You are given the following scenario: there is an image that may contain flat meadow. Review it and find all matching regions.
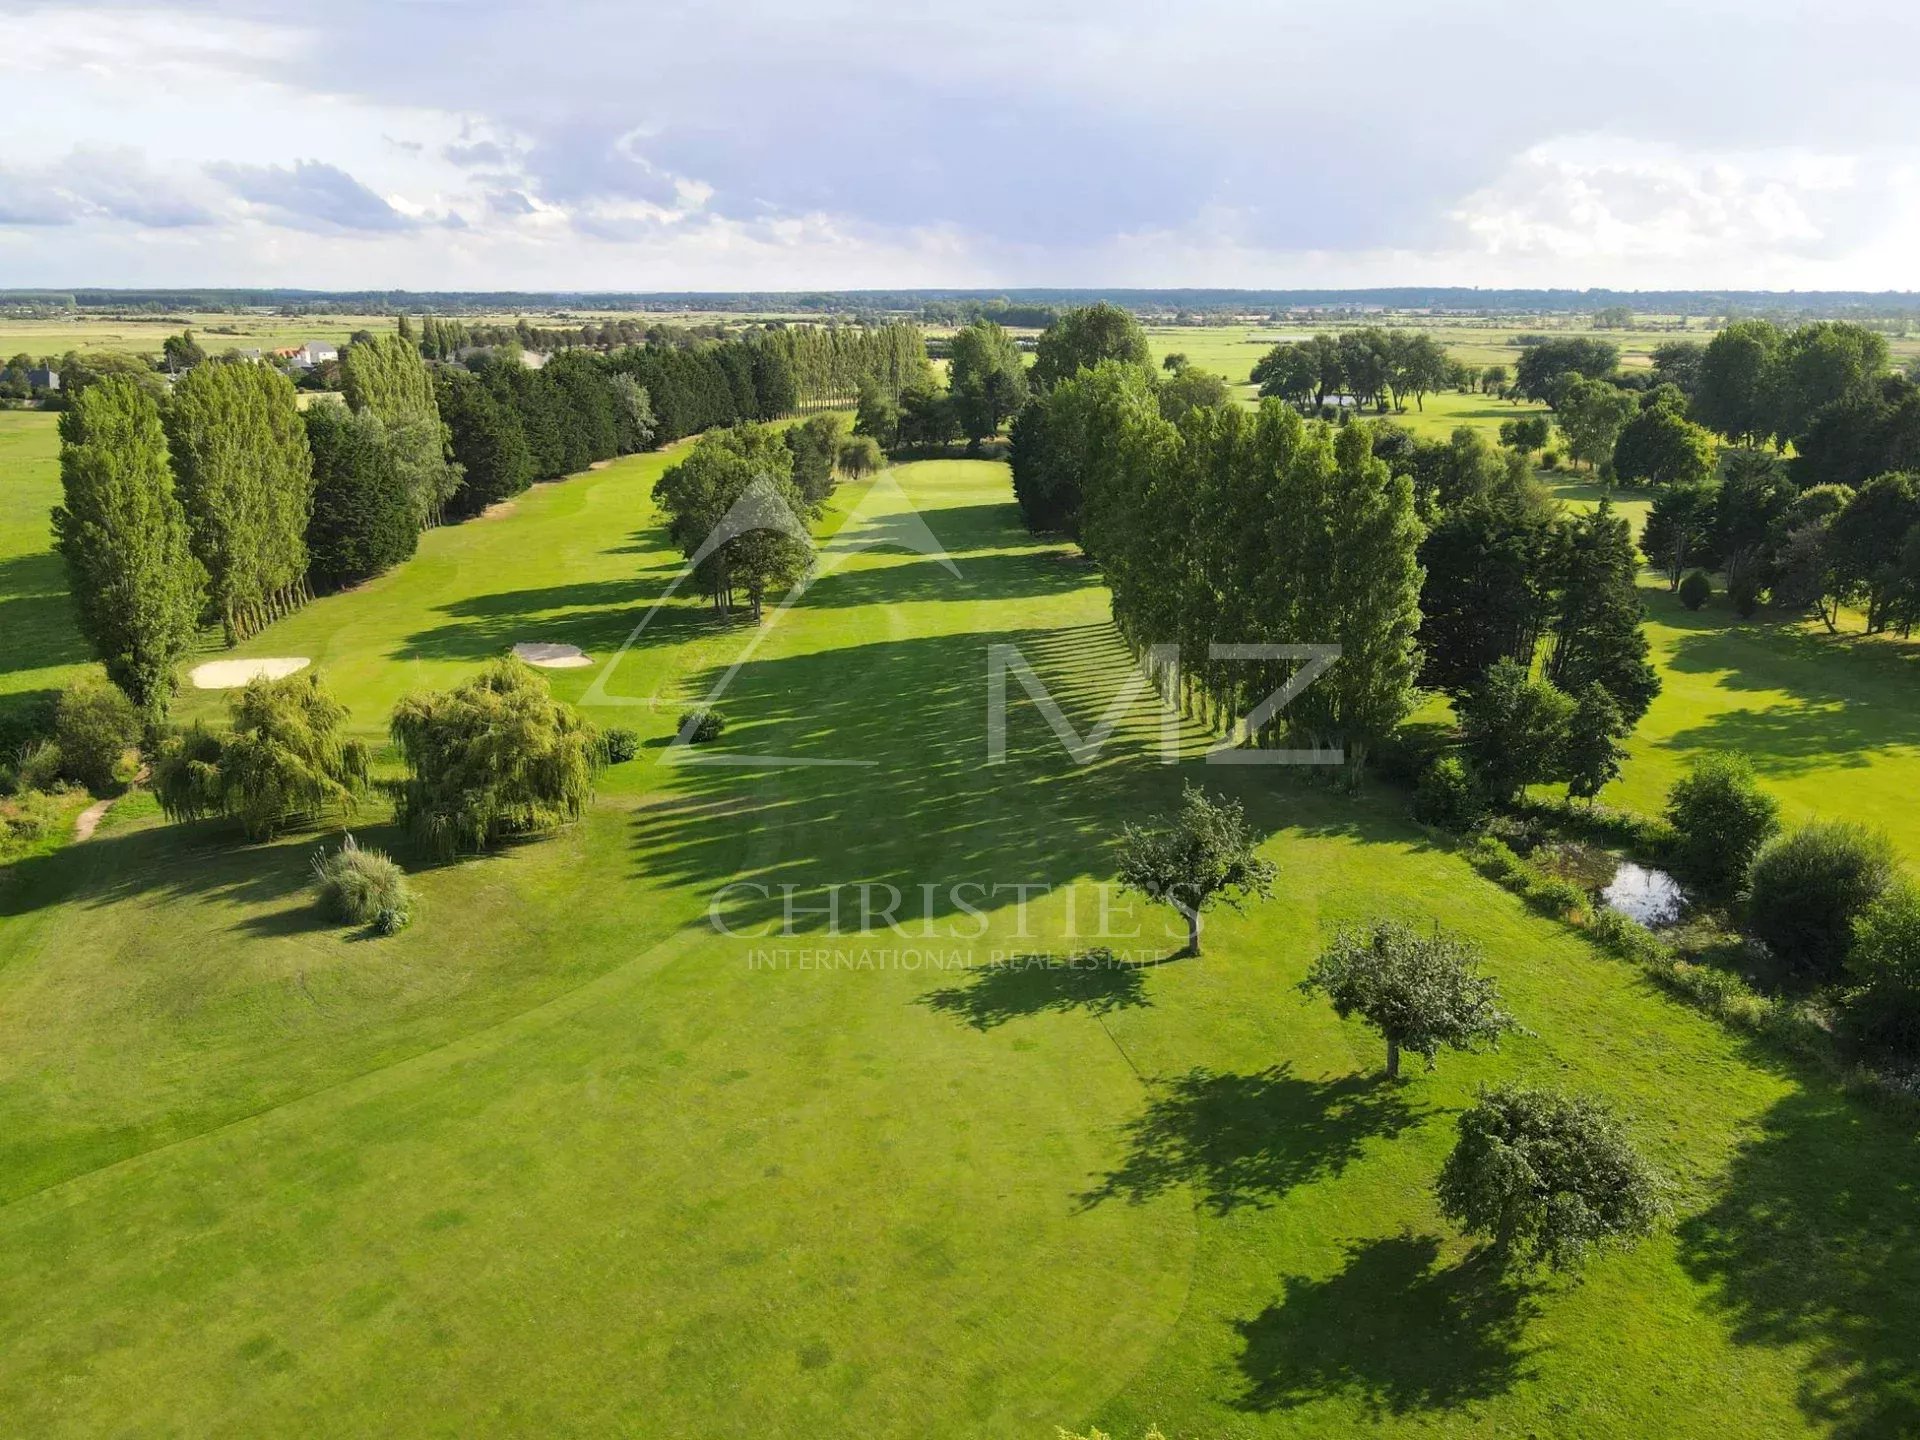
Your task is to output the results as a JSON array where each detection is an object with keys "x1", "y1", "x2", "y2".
[{"x1": 1, "y1": 439, "x2": 1917, "y2": 1434}]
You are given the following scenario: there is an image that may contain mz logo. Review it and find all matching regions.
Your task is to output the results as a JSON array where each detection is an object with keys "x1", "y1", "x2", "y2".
[{"x1": 986, "y1": 643, "x2": 1342, "y2": 767}]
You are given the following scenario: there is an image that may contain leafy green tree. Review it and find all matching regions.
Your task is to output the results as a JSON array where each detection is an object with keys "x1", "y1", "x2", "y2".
[
  {"x1": 1555, "y1": 377, "x2": 1637, "y2": 470},
  {"x1": 898, "y1": 382, "x2": 959, "y2": 452},
  {"x1": 1664, "y1": 751, "x2": 1781, "y2": 896},
  {"x1": 1747, "y1": 822, "x2": 1897, "y2": 979},
  {"x1": 1613, "y1": 402, "x2": 1716, "y2": 488},
  {"x1": 340, "y1": 332, "x2": 462, "y2": 524},
  {"x1": 837, "y1": 434, "x2": 884, "y2": 479},
  {"x1": 53, "y1": 677, "x2": 140, "y2": 793},
  {"x1": 1497, "y1": 415, "x2": 1550, "y2": 454},
  {"x1": 152, "y1": 671, "x2": 369, "y2": 840},
  {"x1": 436, "y1": 367, "x2": 533, "y2": 519},
  {"x1": 652, "y1": 423, "x2": 813, "y2": 619},
  {"x1": 1418, "y1": 498, "x2": 1555, "y2": 696},
  {"x1": 1514, "y1": 337, "x2": 1619, "y2": 405},
  {"x1": 1563, "y1": 683, "x2": 1629, "y2": 803},
  {"x1": 1300, "y1": 920, "x2": 1519, "y2": 1080},
  {"x1": 1437, "y1": 1084, "x2": 1666, "y2": 1272},
  {"x1": 389, "y1": 657, "x2": 598, "y2": 858},
  {"x1": 1643, "y1": 482, "x2": 1721, "y2": 589},
  {"x1": 1458, "y1": 659, "x2": 1573, "y2": 806},
  {"x1": 1847, "y1": 881, "x2": 1920, "y2": 1052},
  {"x1": 303, "y1": 402, "x2": 417, "y2": 590},
  {"x1": 609, "y1": 373, "x2": 656, "y2": 453},
  {"x1": 1323, "y1": 423, "x2": 1425, "y2": 777},
  {"x1": 1156, "y1": 362, "x2": 1230, "y2": 422},
  {"x1": 53, "y1": 377, "x2": 207, "y2": 721},
  {"x1": 1115, "y1": 783, "x2": 1276, "y2": 956},
  {"x1": 853, "y1": 378, "x2": 901, "y2": 451},
  {"x1": 1251, "y1": 341, "x2": 1320, "y2": 408},
  {"x1": 1481, "y1": 364, "x2": 1509, "y2": 394},
  {"x1": 161, "y1": 329, "x2": 206, "y2": 374},
  {"x1": 1694, "y1": 319, "x2": 1781, "y2": 446},
  {"x1": 947, "y1": 320, "x2": 1027, "y2": 446},
  {"x1": 1791, "y1": 375, "x2": 1920, "y2": 490},
  {"x1": 1829, "y1": 472, "x2": 1920, "y2": 632},
  {"x1": 1767, "y1": 321, "x2": 1890, "y2": 448},
  {"x1": 1546, "y1": 500, "x2": 1660, "y2": 725},
  {"x1": 1649, "y1": 340, "x2": 1706, "y2": 395},
  {"x1": 163, "y1": 360, "x2": 315, "y2": 643},
  {"x1": 1030, "y1": 302, "x2": 1151, "y2": 390},
  {"x1": 784, "y1": 414, "x2": 845, "y2": 508}
]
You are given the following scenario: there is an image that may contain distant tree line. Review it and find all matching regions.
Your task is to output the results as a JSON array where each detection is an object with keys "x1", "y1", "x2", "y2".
[{"x1": 1250, "y1": 329, "x2": 1453, "y2": 414}]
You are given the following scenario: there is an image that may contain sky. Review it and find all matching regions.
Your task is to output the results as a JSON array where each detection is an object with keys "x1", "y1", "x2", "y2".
[{"x1": 2, "y1": 0, "x2": 1917, "y2": 293}]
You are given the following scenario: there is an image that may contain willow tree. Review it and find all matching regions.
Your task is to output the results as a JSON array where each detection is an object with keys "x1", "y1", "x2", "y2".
[
  {"x1": 53, "y1": 376, "x2": 206, "y2": 721},
  {"x1": 164, "y1": 360, "x2": 316, "y2": 643},
  {"x1": 151, "y1": 670, "x2": 369, "y2": 840},
  {"x1": 389, "y1": 657, "x2": 598, "y2": 858},
  {"x1": 340, "y1": 332, "x2": 462, "y2": 525}
]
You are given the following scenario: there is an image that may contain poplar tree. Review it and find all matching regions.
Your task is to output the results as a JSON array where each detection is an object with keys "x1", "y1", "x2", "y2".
[
  {"x1": 340, "y1": 332, "x2": 462, "y2": 525},
  {"x1": 164, "y1": 361, "x2": 315, "y2": 644},
  {"x1": 53, "y1": 377, "x2": 207, "y2": 721}
]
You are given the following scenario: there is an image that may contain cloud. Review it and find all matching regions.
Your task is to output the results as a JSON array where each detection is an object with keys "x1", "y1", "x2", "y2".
[
  {"x1": 3, "y1": 0, "x2": 1920, "y2": 287},
  {"x1": 205, "y1": 158, "x2": 416, "y2": 232},
  {"x1": 0, "y1": 147, "x2": 216, "y2": 227},
  {"x1": 445, "y1": 140, "x2": 508, "y2": 168}
]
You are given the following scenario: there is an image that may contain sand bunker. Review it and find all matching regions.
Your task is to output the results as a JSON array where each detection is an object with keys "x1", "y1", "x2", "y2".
[
  {"x1": 190, "y1": 657, "x2": 311, "y2": 689},
  {"x1": 512, "y1": 642, "x2": 593, "y2": 669}
]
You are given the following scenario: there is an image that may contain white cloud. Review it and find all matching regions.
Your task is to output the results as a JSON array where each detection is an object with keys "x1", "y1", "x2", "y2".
[{"x1": 2, "y1": 1, "x2": 1918, "y2": 289}]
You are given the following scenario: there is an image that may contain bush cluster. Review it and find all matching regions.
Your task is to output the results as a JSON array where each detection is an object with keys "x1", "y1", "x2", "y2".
[{"x1": 310, "y1": 834, "x2": 413, "y2": 935}]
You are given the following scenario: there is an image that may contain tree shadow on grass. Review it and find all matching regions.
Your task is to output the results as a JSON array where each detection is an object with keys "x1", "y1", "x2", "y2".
[
  {"x1": 917, "y1": 948, "x2": 1155, "y2": 1031},
  {"x1": 1234, "y1": 1235, "x2": 1539, "y2": 1415},
  {"x1": 1677, "y1": 1088, "x2": 1920, "y2": 1438},
  {"x1": 1078, "y1": 1064, "x2": 1426, "y2": 1215}
]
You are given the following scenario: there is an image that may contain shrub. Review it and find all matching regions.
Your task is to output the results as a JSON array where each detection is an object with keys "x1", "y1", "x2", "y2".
[
  {"x1": 679, "y1": 706, "x2": 726, "y2": 744},
  {"x1": 1847, "y1": 881, "x2": 1920, "y2": 1052},
  {"x1": 1540, "y1": 448, "x2": 1562, "y2": 470},
  {"x1": 391, "y1": 657, "x2": 598, "y2": 858},
  {"x1": 12, "y1": 739, "x2": 64, "y2": 795},
  {"x1": 53, "y1": 678, "x2": 141, "y2": 794},
  {"x1": 1665, "y1": 751, "x2": 1780, "y2": 896},
  {"x1": 1677, "y1": 569, "x2": 1713, "y2": 611},
  {"x1": 310, "y1": 834, "x2": 412, "y2": 934},
  {"x1": 1729, "y1": 569, "x2": 1761, "y2": 618},
  {"x1": 1412, "y1": 755, "x2": 1486, "y2": 832},
  {"x1": 602, "y1": 727, "x2": 640, "y2": 764},
  {"x1": 0, "y1": 788, "x2": 65, "y2": 847},
  {"x1": 1746, "y1": 822, "x2": 1897, "y2": 978},
  {"x1": 1437, "y1": 1083, "x2": 1667, "y2": 1272}
]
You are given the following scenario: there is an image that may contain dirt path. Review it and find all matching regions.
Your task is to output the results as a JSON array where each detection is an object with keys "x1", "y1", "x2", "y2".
[{"x1": 73, "y1": 797, "x2": 114, "y2": 842}]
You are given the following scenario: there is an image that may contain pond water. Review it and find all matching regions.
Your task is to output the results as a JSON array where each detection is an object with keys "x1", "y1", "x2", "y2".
[{"x1": 1602, "y1": 861, "x2": 1689, "y2": 927}]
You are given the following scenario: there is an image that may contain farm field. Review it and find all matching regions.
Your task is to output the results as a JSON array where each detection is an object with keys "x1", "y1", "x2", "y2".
[{"x1": 1, "y1": 453, "x2": 1916, "y2": 1435}]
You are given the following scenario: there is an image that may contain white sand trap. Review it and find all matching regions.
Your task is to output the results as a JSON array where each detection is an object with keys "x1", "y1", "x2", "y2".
[
  {"x1": 512, "y1": 642, "x2": 593, "y2": 669},
  {"x1": 191, "y1": 656, "x2": 310, "y2": 689}
]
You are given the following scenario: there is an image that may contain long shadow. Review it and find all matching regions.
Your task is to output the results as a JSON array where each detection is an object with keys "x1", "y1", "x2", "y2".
[
  {"x1": 1234, "y1": 1235, "x2": 1538, "y2": 1415},
  {"x1": 0, "y1": 551, "x2": 90, "y2": 676},
  {"x1": 1677, "y1": 1088, "x2": 1920, "y2": 1438},
  {"x1": 917, "y1": 949, "x2": 1154, "y2": 1031},
  {"x1": 1078, "y1": 1064, "x2": 1425, "y2": 1215}
]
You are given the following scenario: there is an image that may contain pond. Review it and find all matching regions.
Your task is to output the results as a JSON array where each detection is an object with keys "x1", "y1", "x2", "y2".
[{"x1": 1602, "y1": 861, "x2": 1689, "y2": 928}]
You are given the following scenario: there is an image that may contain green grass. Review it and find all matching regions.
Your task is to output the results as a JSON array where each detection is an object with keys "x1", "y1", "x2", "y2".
[
  {"x1": 0, "y1": 409, "x2": 102, "y2": 728},
  {"x1": 1, "y1": 452, "x2": 1916, "y2": 1435}
]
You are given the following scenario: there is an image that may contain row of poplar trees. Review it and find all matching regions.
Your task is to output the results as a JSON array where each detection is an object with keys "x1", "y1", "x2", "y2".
[{"x1": 1009, "y1": 304, "x2": 1426, "y2": 776}]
